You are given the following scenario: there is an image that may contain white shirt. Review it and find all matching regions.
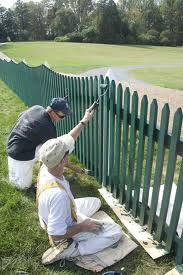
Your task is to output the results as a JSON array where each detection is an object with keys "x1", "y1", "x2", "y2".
[{"x1": 38, "y1": 165, "x2": 76, "y2": 236}]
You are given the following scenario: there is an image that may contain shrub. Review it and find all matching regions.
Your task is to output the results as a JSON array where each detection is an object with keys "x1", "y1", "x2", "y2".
[
  {"x1": 54, "y1": 36, "x2": 70, "y2": 42},
  {"x1": 67, "y1": 32, "x2": 83, "y2": 42},
  {"x1": 174, "y1": 31, "x2": 183, "y2": 46},
  {"x1": 125, "y1": 34, "x2": 136, "y2": 44},
  {"x1": 160, "y1": 30, "x2": 174, "y2": 46},
  {"x1": 81, "y1": 27, "x2": 98, "y2": 43},
  {"x1": 138, "y1": 29, "x2": 159, "y2": 45}
]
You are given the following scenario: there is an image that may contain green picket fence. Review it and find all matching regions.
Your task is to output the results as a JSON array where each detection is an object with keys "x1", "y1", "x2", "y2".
[{"x1": 0, "y1": 60, "x2": 183, "y2": 264}]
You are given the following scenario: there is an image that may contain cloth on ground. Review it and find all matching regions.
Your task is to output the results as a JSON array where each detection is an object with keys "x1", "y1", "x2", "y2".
[
  {"x1": 42, "y1": 210, "x2": 137, "y2": 270},
  {"x1": 70, "y1": 211, "x2": 137, "y2": 272},
  {"x1": 138, "y1": 183, "x2": 183, "y2": 237}
]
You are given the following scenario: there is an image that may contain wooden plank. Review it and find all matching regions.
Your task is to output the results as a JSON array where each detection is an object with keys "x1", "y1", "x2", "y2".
[
  {"x1": 98, "y1": 75, "x2": 104, "y2": 182},
  {"x1": 165, "y1": 265, "x2": 183, "y2": 275},
  {"x1": 176, "y1": 232, "x2": 183, "y2": 265},
  {"x1": 88, "y1": 77, "x2": 94, "y2": 172},
  {"x1": 108, "y1": 80, "x2": 116, "y2": 192},
  {"x1": 132, "y1": 95, "x2": 148, "y2": 217},
  {"x1": 73, "y1": 77, "x2": 79, "y2": 158},
  {"x1": 119, "y1": 87, "x2": 130, "y2": 204},
  {"x1": 66, "y1": 76, "x2": 72, "y2": 132},
  {"x1": 77, "y1": 78, "x2": 82, "y2": 162},
  {"x1": 139, "y1": 99, "x2": 158, "y2": 226},
  {"x1": 85, "y1": 77, "x2": 90, "y2": 169},
  {"x1": 99, "y1": 187, "x2": 169, "y2": 259},
  {"x1": 147, "y1": 104, "x2": 170, "y2": 233},
  {"x1": 102, "y1": 77, "x2": 110, "y2": 187},
  {"x1": 125, "y1": 91, "x2": 138, "y2": 211},
  {"x1": 64, "y1": 75, "x2": 69, "y2": 133},
  {"x1": 68, "y1": 77, "x2": 73, "y2": 129},
  {"x1": 93, "y1": 76, "x2": 99, "y2": 178},
  {"x1": 80, "y1": 77, "x2": 85, "y2": 164},
  {"x1": 113, "y1": 83, "x2": 123, "y2": 199},
  {"x1": 155, "y1": 108, "x2": 182, "y2": 242}
]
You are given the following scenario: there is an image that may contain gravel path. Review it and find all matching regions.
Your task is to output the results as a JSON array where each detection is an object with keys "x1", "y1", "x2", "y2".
[{"x1": 0, "y1": 51, "x2": 182, "y2": 136}]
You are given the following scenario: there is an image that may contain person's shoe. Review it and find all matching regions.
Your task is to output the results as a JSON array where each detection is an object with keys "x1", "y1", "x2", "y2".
[
  {"x1": 42, "y1": 239, "x2": 79, "y2": 265},
  {"x1": 30, "y1": 183, "x2": 37, "y2": 194}
]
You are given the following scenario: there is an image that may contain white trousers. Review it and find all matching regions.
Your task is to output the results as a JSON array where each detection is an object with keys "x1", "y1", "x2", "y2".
[
  {"x1": 8, "y1": 145, "x2": 42, "y2": 189},
  {"x1": 63, "y1": 197, "x2": 122, "y2": 258}
]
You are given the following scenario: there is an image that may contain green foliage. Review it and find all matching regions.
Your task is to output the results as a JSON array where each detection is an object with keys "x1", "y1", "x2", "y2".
[
  {"x1": 138, "y1": 29, "x2": 160, "y2": 45},
  {"x1": 160, "y1": 30, "x2": 174, "y2": 46},
  {"x1": 54, "y1": 32, "x2": 83, "y2": 42},
  {"x1": 94, "y1": 0, "x2": 122, "y2": 44},
  {"x1": 54, "y1": 8, "x2": 77, "y2": 36},
  {"x1": 81, "y1": 26, "x2": 98, "y2": 43},
  {"x1": 67, "y1": 32, "x2": 83, "y2": 42},
  {"x1": 54, "y1": 35, "x2": 70, "y2": 42},
  {"x1": 0, "y1": 0, "x2": 183, "y2": 45}
]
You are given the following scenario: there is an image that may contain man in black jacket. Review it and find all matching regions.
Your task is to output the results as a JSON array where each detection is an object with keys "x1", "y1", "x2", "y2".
[{"x1": 7, "y1": 97, "x2": 72, "y2": 190}]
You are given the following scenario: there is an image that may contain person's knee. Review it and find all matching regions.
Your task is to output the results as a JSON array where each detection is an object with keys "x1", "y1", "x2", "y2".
[
  {"x1": 103, "y1": 223, "x2": 122, "y2": 242},
  {"x1": 112, "y1": 225, "x2": 123, "y2": 242},
  {"x1": 93, "y1": 197, "x2": 101, "y2": 209}
]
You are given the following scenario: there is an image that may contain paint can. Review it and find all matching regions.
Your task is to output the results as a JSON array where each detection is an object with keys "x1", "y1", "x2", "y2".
[{"x1": 102, "y1": 272, "x2": 123, "y2": 275}]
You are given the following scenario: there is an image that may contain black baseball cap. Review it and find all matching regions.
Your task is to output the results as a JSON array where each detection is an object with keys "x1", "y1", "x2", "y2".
[{"x1": 49, "y1": 97, "x2": 72, "y2": 116}]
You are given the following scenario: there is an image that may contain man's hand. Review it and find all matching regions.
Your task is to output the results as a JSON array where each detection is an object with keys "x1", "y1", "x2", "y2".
[
  {"x1": 80, "y1": 110, "x2": 95, "y2": 124},
  {"x1": 80, "y1": 218, "x2": 103, "y2": 233}
]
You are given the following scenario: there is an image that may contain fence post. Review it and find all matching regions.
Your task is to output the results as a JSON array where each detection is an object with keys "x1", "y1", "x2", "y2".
[
  {"x1": 108, "y1": 80, "x2": 116, "y2": 192},
  {"x1": 119, "y1": 87, "x2": 130, "y2": 204},
  {"x1": 113, "y1": 83, "x2": 123, "y2": 198},
  {"x1": 132, "y1": 95, "x2": 148, "y2": 218},
  {"x1": 102, "y1": 77, "x2": 110, "y2": 187},
  {"x1": 126, "y1": 91, "x2": 138, "y2": 211},
  {"x1": 139, "y1": 99, "x2": 158, "y2": 226}
]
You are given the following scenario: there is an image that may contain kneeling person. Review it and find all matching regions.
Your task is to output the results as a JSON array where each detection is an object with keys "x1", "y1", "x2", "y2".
[{"x1": 38, "y1": 111, "x2": 122, "y2": 265}]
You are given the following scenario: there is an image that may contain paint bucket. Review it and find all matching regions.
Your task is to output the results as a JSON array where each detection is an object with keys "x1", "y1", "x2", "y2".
[{"x1": 102, "y1": 272, "x2": 123, "y2": 275}]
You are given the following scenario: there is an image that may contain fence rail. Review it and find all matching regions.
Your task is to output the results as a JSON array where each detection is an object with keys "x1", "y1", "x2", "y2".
[{"x1": 0, "y1": 59, "x2": 182, "y2": 264}]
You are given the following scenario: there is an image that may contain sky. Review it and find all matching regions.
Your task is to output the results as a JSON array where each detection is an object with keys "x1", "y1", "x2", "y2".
[
  {"x1": 0, "y1": 0, "x2": 118, "y2": 8},
  {"x1": 0, "y1": 0, "x2": 42, "y2": 8}
]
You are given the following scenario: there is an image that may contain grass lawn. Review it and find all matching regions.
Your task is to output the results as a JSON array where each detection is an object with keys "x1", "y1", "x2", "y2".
[
  {"x1": 1, "y1": 42, "x2": 183, "y2": 89},
  {"x1": 1, "y1": 42, "x2": 183, "y2": 74},
  {"x1": 129, "y1": 67, "x2": 183, "y2": 90},
  {"x1": 0, "y1": 80, "x2": 176, "y2": 274}
]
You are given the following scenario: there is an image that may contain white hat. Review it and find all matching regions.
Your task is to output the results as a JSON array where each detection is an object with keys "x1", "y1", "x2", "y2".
[{"x1": 39, "y1": 134, "x2": 75, "y2": 169}]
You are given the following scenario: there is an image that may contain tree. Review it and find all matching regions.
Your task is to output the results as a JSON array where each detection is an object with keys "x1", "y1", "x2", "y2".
[
  {"x1": 142, "y1": 0, "x2": 163, "y2": 32},
  {"x1": 0, "y1": 5, "x2": 7, "y2": 41},
  {"x1": 75, "y1": 0, "x2": 94, "y2": 29},
  {"x1": 54, "y1": 8, "x2": 77, "y2": 36},
  {"x1": 160, "y1": 0, "x2": 177, "y2": 32},
  {"x1": 14, "y1": 0, "x2": 30, "y2": 40},
  {"x1": 117, "y1": 0, "x2": 145, "y2": 42},
  {"x1": 4, "y1": 9, "x2": 18, "y2": 41},
  {"x1": 26, "y1": 2, "x2": 46, "y2": 40},
  {"x1": 94, "y1": 0, "x2": 122, "y2": 43}
]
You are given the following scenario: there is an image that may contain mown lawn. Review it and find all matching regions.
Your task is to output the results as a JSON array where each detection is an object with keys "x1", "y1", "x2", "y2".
[
  {"x1": 1, "y1": 42, "x2": 183, "y2": 90},
  {"x1": 129, "y1": 67, "x2": 183, "y2": 90},
  {"x1": 0, "y1": 80, "x2": 176, "y2": 274}
]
